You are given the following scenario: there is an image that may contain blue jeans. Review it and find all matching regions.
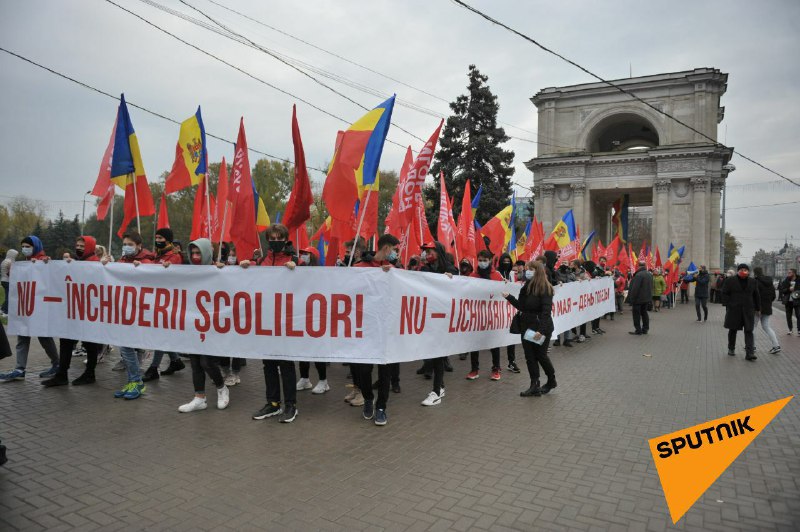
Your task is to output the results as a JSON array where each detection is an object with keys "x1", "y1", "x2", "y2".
[
  {"x1": 15, "y1": 336, "x2": 59, "y2": 370},
  {"x1": 149, "y1": 350, "x2": 179, "y2": 369},
  {"x1": 119, "y1": 346, "x2": 142, "y2": 383}
]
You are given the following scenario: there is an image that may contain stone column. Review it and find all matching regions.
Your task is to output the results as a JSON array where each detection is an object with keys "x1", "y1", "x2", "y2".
[
  {"x1": 709, "y1": 179, "x2": 723, "y2": 271},
  {"x1": 691, "y1": 177, "x2": 707, "y2": 267},
  {"x1": 540, "y1": 184, "x2": 555, "y2": 232},
  {"x1": 570, "y1": 183, "x2": 586, "y2": 233},
  {"x1": 653, "y1": 180, "x2": 671, "y2": 256}
]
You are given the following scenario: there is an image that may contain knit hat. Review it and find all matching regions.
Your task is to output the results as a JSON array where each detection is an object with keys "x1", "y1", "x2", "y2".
[
  {"x1": 155, "y1": 228, "x2": 174, "y2": 242},
  {"x1": 737, "y1": 263, "x2": 749, "y2": 271}
]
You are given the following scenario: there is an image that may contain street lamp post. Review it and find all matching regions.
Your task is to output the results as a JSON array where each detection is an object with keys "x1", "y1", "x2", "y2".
[{"x1": 81, "y1": 190, "x2": 92, "y2": 232}]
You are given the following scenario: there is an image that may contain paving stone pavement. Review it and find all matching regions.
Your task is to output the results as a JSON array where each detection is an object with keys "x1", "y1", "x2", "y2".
[{"x1": 1, "y1": 301, "x2": 798, "y2": 531}]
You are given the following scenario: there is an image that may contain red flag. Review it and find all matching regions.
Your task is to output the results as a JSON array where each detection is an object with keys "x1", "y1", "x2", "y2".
[
  {"x1": 437, "y1": 172, "x2": 457, "y2": 255},
  {"x1": 385, "y1": 146, "x2": 413, "y2": 237},
  {"x1": 229, "y1": 119, "x2": 260, "y2": 259},
  {"x1": 284, "y1": 105, "x2": 314, "y2": 231},
  {"x1": 323, "y1": 130, "x2": 370, "y2": 236},
  {"x1": 91, "y1": 118, "x2": 117, "y2": 221},
  {"x1": 618, "y1": 248, "x2": 630, "y2": 275},
  {"x1": 397, "y1": 121, "x2": 443, "y2": 227},
  {"x1": 191, "y1": 177, "x2": 209, "y2": 240},
  {"x1": 212, "y1": 157, "x2": 231, "y2": 243},
  {"x1": 116, "y1": 175, "x2": 155, "y2": 238},
  {"x1": 655, "y1": 247, "x2": 663, "y2": 269},
  {"x1": 606, "y1": 236, "x2": 620, "y2": 265},
  {"x1": 157, "y1": 193, "x2": 170, "y2": 229},
  {"x1": 455, "y1": 179, "x2": 478, "y2": 268}
]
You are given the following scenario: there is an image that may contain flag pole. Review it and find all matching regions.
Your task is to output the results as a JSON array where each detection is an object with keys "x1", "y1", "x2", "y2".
[
  {"x1": 348, "y1": 190, "x2": 372, "y2": 266},
  {"x1": 131, "y1": 173, "x2": 141, "y2": 233},
  {"x1": 204, "y1": 175, "x2": 212, "y2": 241},
  {"x1": 108, "y1": 194, "x2": 115, "y2": 255},
  {"x1": 216, "y1": 200, "x2": 230, "y2": 263}
]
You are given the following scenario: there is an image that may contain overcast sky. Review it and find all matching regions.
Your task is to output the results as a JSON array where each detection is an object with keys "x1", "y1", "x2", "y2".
[{"x1": 1, "y1": 0, "x2": 799, "y2": 261}]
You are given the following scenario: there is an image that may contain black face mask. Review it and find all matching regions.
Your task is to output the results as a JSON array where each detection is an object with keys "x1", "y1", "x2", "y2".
[
  {"x1": 268, "y1": 240, "x2": 286, "y2": 253},
  {"x1": 460, "y1": 266, "x2": 471, "y2": 275},
  {"x1": 75, "y1": 248, "x2": 84, "y2": 258},
  {"x1": 155, "y1": 241, "x2": 167, "y2": 249}
]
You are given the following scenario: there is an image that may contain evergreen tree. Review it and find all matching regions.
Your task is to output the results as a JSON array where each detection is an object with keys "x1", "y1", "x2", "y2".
[{"x1": 424, "y1": 65, "x2": 514, "y2": 229}]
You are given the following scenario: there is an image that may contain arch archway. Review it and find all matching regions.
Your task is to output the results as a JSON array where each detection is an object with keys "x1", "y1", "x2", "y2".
[{"x1": 579, "y1": 107, "x2": 664, "y2": 153}]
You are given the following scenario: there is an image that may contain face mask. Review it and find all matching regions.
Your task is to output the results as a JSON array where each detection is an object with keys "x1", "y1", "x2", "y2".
[
  {"x1": 268, "y1": 240, "x2": 286, "y2": 253},
  {"x1": 388, "y1": 250, "x2": 398, "y2": 262},
  {"x1": 478, "y1": 260, "x2": 491, "y2": 269},
  {"x1": 299, "y1": 254, "x2": 310, "y2": 265},
  {"x1": 154, "y1": 241, "x2": 167, "y2": 249},
  {"x1": 525, "y1": 270, "x2": 535, "y2": 280},
  {"x1": 227, "y1": 256, "x2": 237, "y2": 265},
  {"x1": 190, "y1": 256, "x2": 202, "y2": 265},
  {"x1": 738, "y1": 270, "x2": 749, "y2": 279},
  {"x1": 460, "y1": 267, "x2": 471, "y2": 275},
  {"x1": 122, "y1": 245, "x2": 136, "y2": 257},
  {"x1": 75, "y1": 248, "x2": 84, "y2": 258},
  {"x1": 420, "y1": 250, "x2": 427, "y2": 261},
  {"x1": 21, "y1": 246, "x2": 33, "y2": 257},
  {"x1": 501, "y1": 262, "x2": 511, "y2": 269}
]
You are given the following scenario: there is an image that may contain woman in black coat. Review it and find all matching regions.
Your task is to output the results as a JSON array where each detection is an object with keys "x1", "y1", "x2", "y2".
[
  {"x1": 504, "y1": 260, "x2": 557, "y2": 397},
  {"x1": 721, "y1": 263, "x2": 761, "y2": 360}
]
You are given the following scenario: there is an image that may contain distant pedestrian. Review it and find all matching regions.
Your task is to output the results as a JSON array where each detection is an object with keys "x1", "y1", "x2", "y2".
[
  {"x1": 777, "y1": 268, "x2": 799, "y2": 335},
  {"x1": 627, "y1": 261, "x2": 653, "y2": 335},
  {"x1": 652, "y1": 268, "x2": 666, "y2": 312},
  {"x1": 722, "y1": 264, "x2": 760, "y2": 361},
  {"x1": 1, "y1": 249, "x2": 18, "y2": 317},
  {"x1": 679, "y1": 274, "x2": 690, "y2": 303},
  {"x1": 754, "y1": 267, "x2": 781, "y2": 354},
  {"x1": 693, "y1": 265, "x2": 710, "y2": 322}
]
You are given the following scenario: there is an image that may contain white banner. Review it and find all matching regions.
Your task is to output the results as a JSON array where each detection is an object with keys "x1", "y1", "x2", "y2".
[{"x1": 7, "y1": 262, "x2": 614, "y2": 364}]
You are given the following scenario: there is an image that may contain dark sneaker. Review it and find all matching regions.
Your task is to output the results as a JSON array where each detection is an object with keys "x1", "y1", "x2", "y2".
[
  {"x1": 553, "y1": 339, "x2": 561, "y2": 347},
  {"x1": 539, "y1": 379, "x2": 557, "y2": 394},
  {"x1": 629, "y1": 331, "x2": 642, "y2": 335},
  {"x1": 71, "y1": 371, "x2": 96, "y2": 386},
  {"x1": 727, "y1": 349, "x2": 735, "y2": 356},
  {"x1": 745, "y1": 353, "x2": 757, "y2": 361},
  {"x1": 362, "y1": 401, "x2": 374, "y2": 420},
  {"x1": 253, "y1": 403, "x2": 282, "y2": 420},
  {"x1": 39, "y1": 365, "x2": 59, "y2": 378},
  {"x1": 507, "y1": 361, "x2": 521, "y2": 373},
  {"x1": 768, "y1": 346, "x2": 781, "y2": 355},
  {"x1": 443, "y1": 358, "x2": 454, "y2": 372},
  {"x1": 391, "y1": 382, "x2": 401, "y2": 393},
  {"x1": 279, "y1": 404, "x2": 298, "y2": 423},
  {"x1": 160, "y1": 359, "x2": 185, "y2": 376},
  {"x1": 42, "y1": 374, "x2": 69, "y2": 387},
  {"x1": 142, "y1": 367, "x2": 160, "y2": 382},
  {"x1": 374, "y1": 409, "x2": 387, "y2": 426}
]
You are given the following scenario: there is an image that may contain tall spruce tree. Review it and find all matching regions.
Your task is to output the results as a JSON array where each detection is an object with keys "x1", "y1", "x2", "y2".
[{"x1": 425, "y1": 65, "x2": 514, "y2": 230}]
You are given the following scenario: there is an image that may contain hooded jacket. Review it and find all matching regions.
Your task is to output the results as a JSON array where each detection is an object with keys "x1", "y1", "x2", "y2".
[
  {"x1": 419, "y1": 241, "x2": 458, "y2": 275},
  {"x1": 77, "y1": 236, "x2": 100, "y2": 262},
  {"x1": 754, "y1": 275, "x2": 776, "y2": 316},
  {"x1": 652, "y1": 274, "x2": 666, "y2": 297},
  {"x1": 471, "y1": 262, "x2": 504, "y2": 281},
  {"x1": 21, "y1": 235, "x2": 47, "y2": 261},
  {"x1": 155, "y1": 244, "x2": 184, "y2": 265},
  {"x1": 1, "y1": 249, "x2": 18, "y2": 282},
  {"x1": 118, "y1": 246, "x2": 155, "y2": 264},
  {"x1": 543, "y1": 250, "x2": 558, "y2": 285},
  {"x1": 258, "y1": 241, "x2": 297, "y2": 267},
  {"x1": 188, "y1": 238, "x2": 214, "y2": 266},
  {"x1": 496, "y1": 253, "x2": 514, "y2": 281},
  {"x1": 693, "y1": 270, "x2": 710, "y2": 298}
]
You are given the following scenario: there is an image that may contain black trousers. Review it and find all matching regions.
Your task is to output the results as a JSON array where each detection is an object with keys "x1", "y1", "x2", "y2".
[
  {"x1": 632, "y1": 303, "x2": 650, "y2": 333},
  {"x1": 58, "y1": 338, "x2": 99, "y2": 375},
  {"x1": 591, "y1": 318, "x2": 601, "y2": 329},
  {"x1": 521, "y1": 334, "x2": 554, "y2": 383},
  {"x1": 218, "y1": 357, "x2": 245, "y2": 372},
  {"x1": 786, "y1": 302, "x2": 800, "y2": 330},
  {"x1": 190, "y1": 355, "x2": 223, "y2": 393},
  {"x1": 728, "y1": 328, "x2": 755, "y2": 354},
  {"x1": 298, "y1": 361, "x2": 327, "y2": 380},
  {"x1": 695, "y1": 297, "x2": 709, "y2": 321},
  {"x1": 680, "y1": 289, "x2": 689, "y2": 303},
  {"x1": 470, "y1": 348, "x2": 500, "y2": 371},
  {"x1": 354, "y1": 363, "x2": 390, "y2": 410},
  {"x1": 388, "y1": 363, "x2": 400, "y2": 385},
  {"x1": 506, "y1": 344, "x2": 516, "y2": 363},
  {"x1": 431, "y1": 357, "x2": 445, "y2": 395},
  {"x1": 263, "y1": 360, "x2": 296, "y2": 405}
]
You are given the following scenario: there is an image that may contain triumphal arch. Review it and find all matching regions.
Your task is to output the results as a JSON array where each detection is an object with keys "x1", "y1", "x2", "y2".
[{"x1": 527, "y1": 68, "x2": 733, "y2": 270}]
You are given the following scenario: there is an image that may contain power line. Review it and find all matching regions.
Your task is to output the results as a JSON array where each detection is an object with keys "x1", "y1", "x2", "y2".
[
  {"x1": 205, "y1": 0, "x2": 568, "y2": 146},
  {"x1": 0, "y1": 46, "x2": 329, "y2": 175},
  {"x1": 727, "y1": 199, "x2": 800, "y2": 210},
  {"x1": 449, "y1": 0, "x2": 800, "y2": 188}
]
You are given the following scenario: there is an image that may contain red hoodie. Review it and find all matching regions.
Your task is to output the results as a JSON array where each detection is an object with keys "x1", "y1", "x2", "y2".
[
  {"x1": 258, "y1": 244, "x2": 297, "y2": 267},
  {"x1": 118, "y1": 247, "x2": 155, "y2": 264},
  {"x1": 78, "y1": 235, "x2": 100, "y2": 262},
  {"x1": 471, "y1": 268, "x2": 504, "y2": 281},
  {"x1": 155, "y1": 247, "x2": 183, "y2": 265}
]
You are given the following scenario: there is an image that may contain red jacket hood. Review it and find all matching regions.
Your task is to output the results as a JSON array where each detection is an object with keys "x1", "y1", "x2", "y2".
[{"x1": 79, "y1": 235, "x2": 99, "y2": 261}]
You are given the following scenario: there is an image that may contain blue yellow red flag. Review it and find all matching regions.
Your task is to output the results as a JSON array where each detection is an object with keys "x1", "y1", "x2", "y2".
[
  {"x1": 165, "y1": 106, "x2": 207, "y2": 193},
  {"x1": 580, "y1": 230, "x2": 597, "y2": 260},
  {"x1": 551, "y1": 210, "x2": 577, "y2": 249},
  {"x1": 480, "y1": 204, "x2": 513, "y2": 257},
  {"x1": 611, "y1": 194, "x2": 629, "y2": 243},
  {"x1": 471, "y1": 185, "x2": 483, "y2": 218},
  {"x1": 110, "y1": 94, "x2": 146, "y2": 187},
  {"x1": 506, "y1": 192, "x2": 517, "y2": 254}
]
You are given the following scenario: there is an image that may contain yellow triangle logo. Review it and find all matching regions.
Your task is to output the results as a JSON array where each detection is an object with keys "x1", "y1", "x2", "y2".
[{"x1": 649, "y1": 395, "x2": 793, "y2": 524}]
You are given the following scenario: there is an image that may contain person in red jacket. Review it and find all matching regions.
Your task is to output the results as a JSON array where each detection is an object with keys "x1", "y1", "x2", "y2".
[
  {"x1": 352, "y1": 234, "x2": 399, "y2": 426},
  {"x1": 295, "y1": 246, "x2": 331, "y2": 394},
  {"x1": 241, "y1": 224, "x2": 299, "y2": 424},
  {"x1": 467, "y1": 249, "x2": 505, "y2": 381},
  {"x1": 42, "y1": 236, "x2": 104, "y2": 387},
  {"x1": 102, "y1": 231, "x2": 153, "y2": 400}
]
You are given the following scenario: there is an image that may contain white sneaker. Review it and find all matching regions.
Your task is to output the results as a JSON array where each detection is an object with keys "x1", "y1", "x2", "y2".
[
  {"x1": 224, "y1": 373, "x2": 237, "y2": 387},
  {"x1": 439, "y1": 387, "x2": 446, "y2": 398},
  {"x1": 788, "y1": 330, "x2": 794, "y2": 336},
  {"x1": 296, "y1": 377, "x2": 312, "y2": 391},
  {"x1": 217, "y1": 386, "x2": 230, "y2": 410},
  {"x1": 311, "y1": 379, "x2": 330, "y2": 394},
  {"x1": 349, "y1": 390, "x2": 365, "y2": 407},
  {"x1": 178, "y1": 397, "x2": 208, "y2": 413},
  {"x1": 421, "y1": 391, "x2": 442, "y2": 406},
  {"x1": 111, "y1": 359, "x2": 126, "y2": 371},
  {"x1": 233, "y1": 373, "x2": 241, "y2": 385}
]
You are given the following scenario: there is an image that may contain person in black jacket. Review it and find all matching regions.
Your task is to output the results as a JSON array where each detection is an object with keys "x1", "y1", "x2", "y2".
[
  {"x1": 753, "y1": 267, "x2": 781, "y2": 354},
  {"x1": 419, "y1": 241, "x2": 457, "y2": 407},
  {"x1": 693, "y1": 266, "x2": 711, "y2": 322},
  {"x1": 721, "y1": 264, "x2": 761, "y2": 360},
  {"x1": 627, "y1": 261, "x2": 654, "y2": 335},
  {"x1": 503, "y1": 260, "x2": 557, "y2": 397},
  {"x1": 777, "y1": 268, "x2": 799, "y2": 335}
]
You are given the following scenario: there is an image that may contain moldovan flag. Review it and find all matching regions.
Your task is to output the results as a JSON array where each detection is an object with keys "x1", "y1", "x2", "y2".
[
  {"x1": 480, "y1": 205, "x2": 513, "y2": 257},
  {"x1": 229, "y1": 119, "x2": 260, "y2": 259},
  {"x1": 110, "y1": 94, "x2": 154, "y2": 237},
  {"x1": 611, "y1": 193, "x2": 629, "y2": 243},
  {"x1": 157, "y1": 193, "x2": 170, "y2": 229},
  {"x1": 649, "y1": 396, "x2": 792, "y2": 524},
  {"x1": 544, "y1": 210, "x2": 577, "y2": 251},
  {"x1": 471, "y1": 185, "x2": 483, "y2": 218},
  {"x1": 165, "y1": 106, "x2": 207, "y2": 193},
  {"x1": 283, "y1": 105, "x2": 314, "y2": 236},
  {"x1": 91, "y1": 116, "x2": 117, "y2": 221},
  {"x1": 323, "y1": 96, "x2": 394, "y2": 239},
  {"x1": 456, "y1": 180, "x2": 477, "y2": 268}
]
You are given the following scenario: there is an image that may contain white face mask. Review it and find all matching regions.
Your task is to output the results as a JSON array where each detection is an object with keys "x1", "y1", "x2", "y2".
[
  {"x1": 420, "y1": 250, "x2": 428, "y2": 261},
  {"x1": 21, "y1": 246, "x2": 33, "y2": 257},
  {"x1": 122, "y1": 245, "x2": 136, "y2": 257},
  {"x1": 227, "y1": 255, "x2": 237, "y2": 265},
  {"x1": 525, "y1": 270, "x2": 534, "y2": 280},
  {"x1": 299, "y1": 254, "x2": 310, "y2": 265},
  {"x1": 478, "y1": 260, "x2": 491, "y2": 269}
]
